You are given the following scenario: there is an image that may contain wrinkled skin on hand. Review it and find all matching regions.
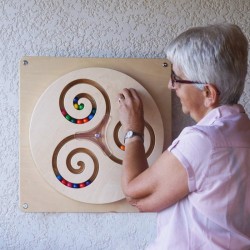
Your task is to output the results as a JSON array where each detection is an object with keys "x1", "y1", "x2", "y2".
[{"x1": 117, "y1": 88, "x2": 145, "y2": 134}]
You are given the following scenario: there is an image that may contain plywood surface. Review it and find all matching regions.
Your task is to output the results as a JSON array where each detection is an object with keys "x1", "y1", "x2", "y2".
[{"x1": 19, "y1": 56, "x2": 171, "y2": 212}]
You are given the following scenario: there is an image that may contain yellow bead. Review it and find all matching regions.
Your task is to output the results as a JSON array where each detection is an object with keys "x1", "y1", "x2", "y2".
[{"x1": 74, "y1": 103, "x2": 79, "y2": 110}]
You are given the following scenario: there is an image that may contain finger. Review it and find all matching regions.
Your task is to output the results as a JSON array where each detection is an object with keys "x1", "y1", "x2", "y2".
[
  {"x1": 117, "y1": 93, "x2": 125, "y2": 103},
  {"x1": 122, "y1": 88, "x2": 132, "y2": 99},
  {"x1": 117, "y1": 92, "x2": 125, "y2": 98},
  {"x1": 129, "y1": 88, "x2": 140, "y2": 101}
]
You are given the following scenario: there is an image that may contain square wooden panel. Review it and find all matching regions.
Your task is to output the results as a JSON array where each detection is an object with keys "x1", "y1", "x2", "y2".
[{"x1": 19, "y1": 56, "x2": 171, "y2": 212}]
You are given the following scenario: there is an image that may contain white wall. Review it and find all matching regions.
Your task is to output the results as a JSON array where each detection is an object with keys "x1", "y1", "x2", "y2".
[{"x1": 0, "y1": 0, "x2": 249, "y2": 249}]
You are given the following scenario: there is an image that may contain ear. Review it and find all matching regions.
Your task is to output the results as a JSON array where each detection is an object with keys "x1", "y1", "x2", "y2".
[{"x1": 203, "y1": 84, "x2": 219, "y2": 108}]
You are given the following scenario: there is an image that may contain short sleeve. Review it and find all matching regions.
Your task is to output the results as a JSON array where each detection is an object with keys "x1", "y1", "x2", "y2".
[{"x1": 168, "y1": 127, "x2": 212, "y2": 192}]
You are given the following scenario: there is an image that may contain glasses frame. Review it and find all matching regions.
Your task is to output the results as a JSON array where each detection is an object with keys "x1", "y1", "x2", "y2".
[{"x1": 171, "y1": 70, "x2": 204, "y2": 88}]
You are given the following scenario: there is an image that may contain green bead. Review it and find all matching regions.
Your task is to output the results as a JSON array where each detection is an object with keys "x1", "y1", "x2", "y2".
[
  {"x1": 66, "y1": 114, "x2": 71, "y2": 120},
  {"x1": 79, "y1": 104, "x2": 84, "y2": 110}
]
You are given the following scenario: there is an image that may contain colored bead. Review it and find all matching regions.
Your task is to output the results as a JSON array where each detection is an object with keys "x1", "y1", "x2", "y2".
[
  {"x1": 73, "y1": 184, "x2": 79, "y2": 188},
  {"x1": 73, "y1": 97, "x2": 79, "y2": 103},
  {"x1": 67, "y1": 182, "x2": 73, "y2": 188},
  {"x1": 57, "y1": 175, "x2": 63, "y2": 181},
  {"x1": 88, "y1": 114, "x2": 94, "y2": 120},
  {"x1": 92, "y1": 108, "x2": 96, "y2": 114},
  {"x1": 79, "y1": 104, "x2": 84, "y2": 110},
  {"x1": 70, "y1": 118, "x2": 76, "y2": 123},
  {"x1": 77, "y1": 119, "x2": 83, "y2": 124},
  {"x1": 85, "y1": 180, "x2": 91, "y2": 186},
  {"x1": 74, "y1": 103, "x2": 79, "y2": 110},
  {"x1": 83, "y1": 118, "x2": 89, "y2": 123},
  {"x1": 61, "y1": 109, "x2": 67, "y2": 116},
  {"x1": 66, "y1": 114, "x2": 71, "y2": 120},
  {"x1": 95, "y1": 133, "x2": 101, "y2": 139},
  {"x1": 120, "y1": 145, "x2": 125, "y2": 151},
  {"x1": 61, "y1": 179, "x2": 67, "y2": 185},
  {"x1": 79, "y1": 183, "x2": 86, "y2": 188}
]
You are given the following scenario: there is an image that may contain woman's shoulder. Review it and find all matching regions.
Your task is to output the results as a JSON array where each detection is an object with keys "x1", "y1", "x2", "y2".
[{"x1": 178, "y1": 124, "x2": 226, "y2": 148}]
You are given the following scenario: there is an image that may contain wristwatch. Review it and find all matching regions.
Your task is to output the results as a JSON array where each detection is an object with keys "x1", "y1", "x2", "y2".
[{"x1": 124, "y1": 130, "x2": 144, "y2": 143}]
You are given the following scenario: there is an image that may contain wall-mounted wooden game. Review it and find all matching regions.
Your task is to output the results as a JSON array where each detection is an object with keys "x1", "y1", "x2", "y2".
[{"x1": 19, "y1": 57, "x2": 171, "y2": 212}]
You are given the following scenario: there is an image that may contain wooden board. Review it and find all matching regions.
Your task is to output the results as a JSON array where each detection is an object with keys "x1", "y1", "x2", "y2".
[{"x1": 19, "y1": 57, "x2": 171, "y2": 212}]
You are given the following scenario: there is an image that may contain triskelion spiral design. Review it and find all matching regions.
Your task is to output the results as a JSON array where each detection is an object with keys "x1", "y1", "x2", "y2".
[
  {"x1": 54, "y1": 78, "x2": 156, "y2": 189},
  {"x1": 29, "y1": 67, "x2": 164, "y2": 204}
]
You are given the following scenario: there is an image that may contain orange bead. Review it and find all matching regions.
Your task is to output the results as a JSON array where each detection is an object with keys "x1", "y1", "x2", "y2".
[{"x1": 120, "y1": 145, "x2": 125, "y2": 151}]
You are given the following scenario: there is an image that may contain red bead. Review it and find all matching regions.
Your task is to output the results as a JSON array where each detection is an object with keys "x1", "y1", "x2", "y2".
[
  {"x1": 67, "y1": 182, "x2": 73, "y2": 187},
  {"x1": 61, "y1": 109, "x2": 67, "y2": 116},
  {"x1": 79, "y1": 183, "x2": 86, "y2": 188},
  {"x1": 61, "y1": 179, "x2": 67, "y2": 185},
  {"x1": 77, "y1": 119, "x2": 83, "y2": 124}
]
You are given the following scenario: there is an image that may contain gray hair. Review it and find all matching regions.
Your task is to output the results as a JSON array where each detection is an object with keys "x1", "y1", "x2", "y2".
[{"x1": 166, "y1": 23, "x2": 248, "y2": 105}]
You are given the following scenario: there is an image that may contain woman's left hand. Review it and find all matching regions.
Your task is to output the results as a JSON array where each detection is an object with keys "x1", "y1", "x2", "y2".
[{"x1": 117, "y1": 88, "x2": 144, "y2": 134}]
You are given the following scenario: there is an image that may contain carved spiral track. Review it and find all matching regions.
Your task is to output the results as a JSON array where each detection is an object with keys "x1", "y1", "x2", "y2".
[
  {"x1": 59, "y1": 79, "x2": 110, "y2": 124},
  {"x1": 113, "y1": 121, "x2": 155, "y2": 156},
  {"x1": 52, "y1": 135, "x2": 99, "y2": 188}
]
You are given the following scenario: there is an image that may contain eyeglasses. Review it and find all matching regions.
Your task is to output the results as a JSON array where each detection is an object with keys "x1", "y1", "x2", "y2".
[
  {"x1": 170, "y1": 67, "x2": 220, "y2": 95},
  {"x1": 171, "y1": 70, "x2": 205, "y2": 88}
]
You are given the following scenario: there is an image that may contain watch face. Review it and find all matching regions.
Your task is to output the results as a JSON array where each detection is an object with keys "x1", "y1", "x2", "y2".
[{"x1": 127, "y1": 131, "x2": 133, "y2": 138}]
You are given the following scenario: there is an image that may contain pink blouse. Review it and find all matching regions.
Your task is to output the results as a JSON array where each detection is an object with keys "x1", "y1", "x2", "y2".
[{"x1": 147, "y1": 105, "x2": 250, "y2": 249}]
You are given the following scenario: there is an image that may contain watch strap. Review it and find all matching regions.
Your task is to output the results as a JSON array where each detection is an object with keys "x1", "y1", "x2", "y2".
[{"x1": 124, "y1": 130, "x2": 144, "y2": 143}]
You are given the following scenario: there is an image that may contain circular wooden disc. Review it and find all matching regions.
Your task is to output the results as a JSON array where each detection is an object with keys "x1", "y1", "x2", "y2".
[{"x1": 29, "y1": 68, "x2": 164, "y2": 204}]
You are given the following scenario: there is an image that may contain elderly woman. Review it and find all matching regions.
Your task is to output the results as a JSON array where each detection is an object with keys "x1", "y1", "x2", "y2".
[{"x1": 118, "y1": 23, "x2": 250, "y2": 249}]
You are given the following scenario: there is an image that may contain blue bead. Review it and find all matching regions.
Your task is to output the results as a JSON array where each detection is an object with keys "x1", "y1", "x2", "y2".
[
  {"x1": 73, "y1": 183, "x2": 79, "y2": 188},
  {"x1": 73, "y1": 97, "x2": 79, "y2": 104},
  {"x1": 56, "y1": 175, "x2": 63, "y2": 181},
  {"x1": 88, "y1": 114, "x2": 94, "y2": 120}
]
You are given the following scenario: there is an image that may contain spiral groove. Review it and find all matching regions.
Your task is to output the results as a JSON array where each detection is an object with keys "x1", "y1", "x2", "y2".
[
  {"x1": 59, "y1": 79, "x2": 110, "y2": 124},
  {"x1": 52, "y1": 135, "x2": 99, "y2": 189}
]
